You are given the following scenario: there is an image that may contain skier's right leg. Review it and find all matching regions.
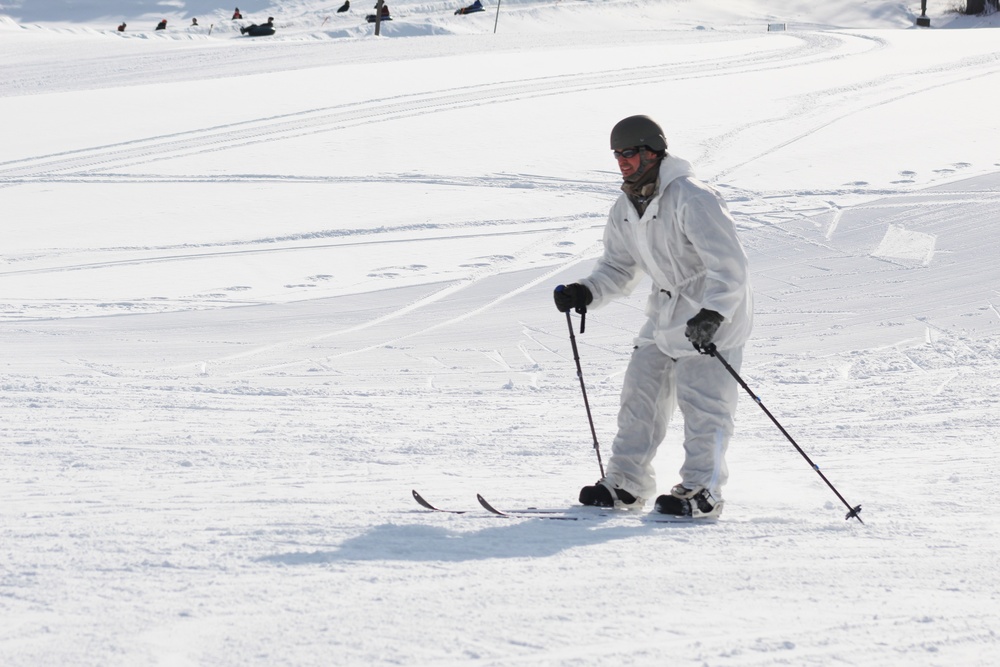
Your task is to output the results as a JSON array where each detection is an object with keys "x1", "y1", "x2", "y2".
[{"x1": 599, "y1": 342, "x2": 676, "y2": 503}]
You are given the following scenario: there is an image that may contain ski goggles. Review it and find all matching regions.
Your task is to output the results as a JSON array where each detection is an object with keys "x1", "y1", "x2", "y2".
[{"x1": 612, "y1": 147, "x2": 642, "y2": 159}]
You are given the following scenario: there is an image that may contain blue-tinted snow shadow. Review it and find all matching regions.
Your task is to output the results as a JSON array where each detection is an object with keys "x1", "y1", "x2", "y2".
[{"x1": 258, "y1": 516, "x2": 704, "y2": 564}]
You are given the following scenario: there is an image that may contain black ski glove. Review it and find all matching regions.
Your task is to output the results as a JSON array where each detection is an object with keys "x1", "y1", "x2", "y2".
[
  {"x1": 553, "y1": 283, "x2": 593, "y2": 313},
  {"x1": 686, "y1": 308, "x2": 724, "y2": 351}
]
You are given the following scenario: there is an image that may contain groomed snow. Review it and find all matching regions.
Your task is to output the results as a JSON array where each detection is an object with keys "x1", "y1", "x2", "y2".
[{"x1": 2, "y1": 1, "x2": 1000, "y2": 665}]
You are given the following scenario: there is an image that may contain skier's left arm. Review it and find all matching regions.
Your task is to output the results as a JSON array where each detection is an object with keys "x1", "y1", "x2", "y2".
[{"x1": 681, "y1": 188, "x2": 749, "y2": 321}]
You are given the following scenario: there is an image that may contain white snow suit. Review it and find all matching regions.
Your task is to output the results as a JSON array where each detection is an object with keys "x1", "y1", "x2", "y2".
[{"x1": 579, "y1": 154, "x2": 753, "y2": 501}]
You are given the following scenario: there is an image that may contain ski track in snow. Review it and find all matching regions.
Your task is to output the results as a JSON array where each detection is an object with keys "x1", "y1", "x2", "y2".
[
  {"x1": 0, "y1": 27, "x2": 922, "y2": 324},
  {"x1": 0, "y1": 30, "x2": 864, "y2": 183}
]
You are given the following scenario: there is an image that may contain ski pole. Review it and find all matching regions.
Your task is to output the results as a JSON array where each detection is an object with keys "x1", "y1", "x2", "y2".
[
  {"x1": 702, "y1": 343, "x2": 864, "y2": 524},
  {"x1": 557, "y1": 287, "x2": 604, "y2": 478}
]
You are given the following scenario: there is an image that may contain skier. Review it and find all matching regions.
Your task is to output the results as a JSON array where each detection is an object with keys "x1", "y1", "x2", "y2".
[
  {"x1": 232, "y1": 7, "x2": 243, "y2": 20},
  {"x1": 366, "y1": 2, "x2": 391, "y2": 22},
  {"x1": 117, "y1": 22, "x2": 126, "y2": 32},
  {"x1": 455, "y1": 0, "x2": 484, "y2": 14},
  {"x1": 155, "y1": 19, "x2": 167, "y2": 30},
  {"x1": 240, "y1": 16, "x2": 275, "y2": 36},
  {"x1": 554, "y1": 115, "x2": 753, "y2": 520},
  {"x1": 337, "y1": 0, "x2": 351, "y2": 12}
]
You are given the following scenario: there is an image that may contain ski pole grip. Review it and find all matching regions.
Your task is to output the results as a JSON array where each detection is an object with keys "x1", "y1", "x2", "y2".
[{"x1": 555, "y1": 284, "x2": 586, "y2": 333}]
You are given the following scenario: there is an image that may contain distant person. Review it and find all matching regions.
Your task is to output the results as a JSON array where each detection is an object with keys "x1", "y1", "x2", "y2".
[
  {"x1": 117, "y1": 22, "x2": 126, "y2": 32},
  {"x1": 366, "y1": 2, "x2": 391, "y2": 22},
  {"x1": 155, "y1": 19, "x2": 167, "y2": 30},
  {"x1": 241, "y1": 16, "x2": 276, "y2": 36},
  {"x1": 191, "y1": 18, "x2": 199, "y2": 26},
  {"x1": 337, "y1": 0, "x2": 350, "y2": 12},
  {"x1": 232, "y1": 7, "x2": 243, "y2": 20},
  {"x1": 455, "y1": 0, "x2": 484, "y2": 14}
]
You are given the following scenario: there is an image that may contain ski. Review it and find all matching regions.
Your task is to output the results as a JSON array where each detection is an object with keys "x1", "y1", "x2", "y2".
[
  {"x1": 411, "y1": 489, "x2": 470, "y2": 514},
  {"x1": 476, "y1": 495, "x2": 720, "y2": 523},
  {"x1": 412, "y1": 489, "x2": 585, "y2": 520},
  {"x1": 413, "y1": 489, "x2": 715, "y2": 523},
  {"x1": 643, "y1": 514, "x2": 718, "y2": 524},
  {"x1": 476, "y1": 494, "x2": 583, "y2": 521}
]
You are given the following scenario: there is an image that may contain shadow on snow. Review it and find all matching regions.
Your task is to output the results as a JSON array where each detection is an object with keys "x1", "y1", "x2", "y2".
[{"x1": 257, "y1": 516, "x2": 709, "y2": 564}]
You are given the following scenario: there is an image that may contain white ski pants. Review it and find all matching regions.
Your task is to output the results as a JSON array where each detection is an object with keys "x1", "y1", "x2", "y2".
[{"x1": 604, "y1": 343, "x2": 743, "y2": 501}]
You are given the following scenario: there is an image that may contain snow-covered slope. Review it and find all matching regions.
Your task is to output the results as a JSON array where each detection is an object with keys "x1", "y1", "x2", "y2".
[{"x1": 2, "y1": 1, "x2": 999, "y2": 665}]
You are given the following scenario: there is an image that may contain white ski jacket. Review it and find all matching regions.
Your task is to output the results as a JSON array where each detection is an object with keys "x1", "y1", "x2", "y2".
[{"x1": 580, "y1": 154, "x2": 753, "y2": 357}]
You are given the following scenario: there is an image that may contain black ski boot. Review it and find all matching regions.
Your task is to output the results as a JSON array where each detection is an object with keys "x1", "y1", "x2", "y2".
[
  {"x1": 654, "y1": 484, "x2": 723, "y2": 519},
  {"x1": 579, "y1": 481, "x2": 639, "y2": 508}
]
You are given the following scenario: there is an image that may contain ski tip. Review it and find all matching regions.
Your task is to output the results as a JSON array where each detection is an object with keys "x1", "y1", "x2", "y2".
[
  {"x1": 412, "y1": 489, "x2": 470, "y2": 514},
  {"x1": 476, "y1": 493, "x2": 503, "y2": 515},
  {"x1": 412, "y1": 489, "x2": 435, "y2": 510},
  {"x1": 476, "y1": 493, "x2": 506, "y2": 515}
]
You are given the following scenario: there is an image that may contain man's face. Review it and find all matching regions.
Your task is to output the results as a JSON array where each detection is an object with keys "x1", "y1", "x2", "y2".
[{"x1": 613, "y1": 146, "x2": 650, "y2": 179}]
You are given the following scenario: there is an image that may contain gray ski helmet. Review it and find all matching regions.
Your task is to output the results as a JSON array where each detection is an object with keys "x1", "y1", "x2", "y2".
[{"x1": 609, "y1": 115, "x2": 668, "y2": 152}]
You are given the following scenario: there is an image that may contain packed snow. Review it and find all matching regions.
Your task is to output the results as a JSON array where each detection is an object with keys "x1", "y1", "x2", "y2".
[{"x1": 2, "y1": 0, "x2": 1000, "y2": 665}]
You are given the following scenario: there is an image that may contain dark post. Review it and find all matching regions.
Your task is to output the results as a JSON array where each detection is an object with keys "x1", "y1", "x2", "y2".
[
  {"x1": 374, "y1": 0, "x2": 383, "y2": 35},
  {"x1": 916, "y1": 0, "x2": 931, "y2": 26}
]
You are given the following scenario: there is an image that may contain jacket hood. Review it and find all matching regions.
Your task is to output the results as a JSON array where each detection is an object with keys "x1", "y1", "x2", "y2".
[{"x1": 657, "y1": 154, "x2": 696, "y2": 192}]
